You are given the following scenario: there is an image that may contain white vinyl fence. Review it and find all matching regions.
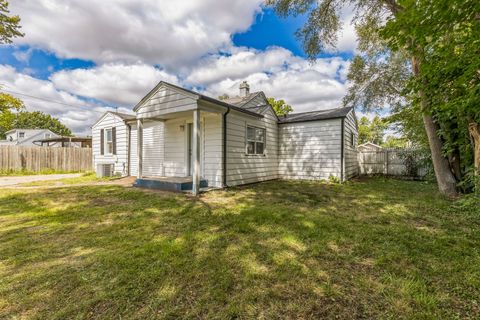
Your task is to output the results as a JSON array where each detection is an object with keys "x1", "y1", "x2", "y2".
[{"x1": 358, "y1": 148, "x2": 428, "y2": 179}]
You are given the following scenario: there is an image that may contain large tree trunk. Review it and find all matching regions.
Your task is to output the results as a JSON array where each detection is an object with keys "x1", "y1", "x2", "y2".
[
  {"x1": 469, "y1": 123, "x2": 480, "y2": 174},
  {"x1": 412, "y1": 56, "x2": 458, "y2": 198}
]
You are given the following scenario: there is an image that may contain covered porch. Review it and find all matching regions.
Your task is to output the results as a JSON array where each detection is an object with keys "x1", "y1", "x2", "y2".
[
  {"x1": 134, "y1": 108, "x2": 223, "y2": 195},
  {"x1": 132, "y1": 82, "x2": 227, "y2": 195}
]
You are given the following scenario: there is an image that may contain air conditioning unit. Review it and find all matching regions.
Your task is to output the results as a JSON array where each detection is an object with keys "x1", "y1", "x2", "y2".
[{"x1": 97, "y1": 164, "x2": 114, "y2": 177}]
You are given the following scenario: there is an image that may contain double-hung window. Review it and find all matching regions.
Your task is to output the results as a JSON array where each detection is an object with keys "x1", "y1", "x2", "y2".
[
  {"x1": 105, "y1": 128, "x2": 113, "y2": 154},
  {"x1": 246, "y1": 126, "x2": 265, "y2": 155}
]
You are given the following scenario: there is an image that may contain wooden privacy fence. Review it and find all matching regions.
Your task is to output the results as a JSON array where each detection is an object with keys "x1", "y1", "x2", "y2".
[
  {"x1": 0, "y1": 146, "x2": 92, "y2": 173},
  {"x1": 358, "y1": 148, "x2": 427, "y2": 178}
]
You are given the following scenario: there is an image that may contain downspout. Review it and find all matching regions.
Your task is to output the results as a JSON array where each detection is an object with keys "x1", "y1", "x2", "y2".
[
  {"x1": 340, "y1": 117, "x2": 345, "y2": 182},
  {"x1": 222, "y1": 107, "x2": 230, "y2": 188}
]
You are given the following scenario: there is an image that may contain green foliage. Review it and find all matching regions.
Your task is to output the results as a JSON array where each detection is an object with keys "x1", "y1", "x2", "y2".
[
  {"x1": 381, "y1": 0, "x2": 480, "y2": 191},
  {"x1": 0, "y1": 93, "x2": 25, "y2": 139},
  {"x1": 13, "y1": 111, "x2": 72, "y2": 136},
  {"x1": 358, "y1": 115, "x2": 388, "y2": 145},
  {"x1": 267, "y1": 97, "x2": 293, "y2": 116},
  {"x1": 218, "y1": 93, "x2": 230, "y2": 100},
  {"x1": 383, "y1": 136, "x2": 408, "y2": 149},
  {"x1": 268, "y1": 0, "x2": 480, "y2": 193},
  {"x1": 0, "y1": 0, "x2": 24, "y2": 44}
]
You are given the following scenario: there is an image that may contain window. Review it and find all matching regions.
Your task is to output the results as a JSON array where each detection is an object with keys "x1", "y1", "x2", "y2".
[
  {"x1": 351, "y1": 132, "x2": 355, "y2": 147},
  {"x1": 19, "y1": 132, "x2": 25, "y2": 139},
  {"x1": 246, "y1": 126, "x2": 265, "y2": 155},
  {"x1": 105, "y1": 128, "x2": 113, "y2": 154},
  {"x1": 45, "y1": 133, "x2": 51, "y2": 139}
]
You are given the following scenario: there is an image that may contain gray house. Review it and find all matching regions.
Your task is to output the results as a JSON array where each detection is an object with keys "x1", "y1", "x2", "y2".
[
  {"x1": 0, "y1": 129, "x2": 58, "y2": 146},
  {"x1": 92, "y1": 81, "x2": 358, "y2": 194}
]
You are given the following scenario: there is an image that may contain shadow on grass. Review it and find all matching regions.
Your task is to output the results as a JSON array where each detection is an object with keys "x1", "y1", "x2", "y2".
[{"x1": 0, "y1": 179, "x2": 478, "y2": 319}]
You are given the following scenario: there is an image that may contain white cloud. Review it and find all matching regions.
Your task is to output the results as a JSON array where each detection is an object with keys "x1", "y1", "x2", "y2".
[
  {"x1": 51, "y1": 64, "x2": 179, "y2": 107},
  {"x1": 50, "y1": 46, "x2": 350, "y2": 114},
  {"x1": 196, "y1": 48, "x2": 351, "y2": 112},
  {"x1": 0, "y1": 65, "x2": 117, "y2": 135},
  {"x1": 10, "y1": 0, "x2": 263, "y2": 67}
]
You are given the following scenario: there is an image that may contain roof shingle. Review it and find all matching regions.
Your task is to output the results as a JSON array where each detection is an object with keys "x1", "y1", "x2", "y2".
[{"x1": 278, "y1": 107, "x2": 353, "y2": 124}]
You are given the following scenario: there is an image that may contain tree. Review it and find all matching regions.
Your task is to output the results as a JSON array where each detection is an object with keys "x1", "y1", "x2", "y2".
[
  {"x1": 267, "y1": 0, "x2": 476, "y2": 197},
  {"x1": 0, "y1": 93, "x2": 24, "y2": 138},
  {"x1": 0, "y1": 0, "x2": 26, "y2": 138},
  {"x1": 218, "y1": 93, "x2": 230, "y2": 101},
  {"x1": 0, "y1": 0, "x2": 24, "y2": 44},
  {"x1": 267, "y1": 97, "x2": 293, "y2": 116},
  {"x1": 13, "y1": 111, "x2": 72, "y2": 136},
  {"x1": 358, "y1": 116, "x2": 388, "y2": 145}
]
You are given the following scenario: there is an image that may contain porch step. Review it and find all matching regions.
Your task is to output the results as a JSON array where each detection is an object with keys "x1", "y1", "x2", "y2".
[{"x1": 134, "y1": 178, "x2": 208, "y2": 192}]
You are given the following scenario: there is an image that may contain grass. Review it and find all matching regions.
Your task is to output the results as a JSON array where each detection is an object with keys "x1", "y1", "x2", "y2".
[
  {"x1": 0, "y1": 178, "x2": 478, "y2": 319},
  {"x1": 18, "y1": 172, "x2": 113, "y2": 187}
]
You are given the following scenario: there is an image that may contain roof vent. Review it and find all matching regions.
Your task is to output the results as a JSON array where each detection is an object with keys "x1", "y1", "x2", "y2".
[{"x1": 239, "y1": 81, "x2": 250, "y2": 97}]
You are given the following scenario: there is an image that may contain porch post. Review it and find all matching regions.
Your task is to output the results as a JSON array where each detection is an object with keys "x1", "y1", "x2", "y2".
[
  {"x1": 192, "y1": 109, "x2": 201, "y2": 195},
  {"x1": 137, "y1": 119, "x2": 143, "y2": 179}
]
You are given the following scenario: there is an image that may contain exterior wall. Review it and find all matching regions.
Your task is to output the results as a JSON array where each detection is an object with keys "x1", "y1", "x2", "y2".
[
  {"x1": 343, "y1": 111, "x2": 359, "y2": 180},
  {"x1": 278, "y1": 119, "x2": 342, "y2": 180},
  {"x1": 130, "y1": 125, "x2": 138, "y2": 177},
  {"x1": 202, "y1": 113, "x2": 222, "y2": 187},
  {"x1": 92, "y1": 113, "x2": 129, "y2": 176},
  {"x1": 225, "y1": 108, "x2": 279, "y2": 186},
  {"x1": 163, "y1": 117, "x2": 187, "y2": 177},
  {"x1": 142, "y1": 121, "x2": 165, "y2": 176},
  {"x1": 136, "y1": 86, "x2": 197, "y2": 119}
]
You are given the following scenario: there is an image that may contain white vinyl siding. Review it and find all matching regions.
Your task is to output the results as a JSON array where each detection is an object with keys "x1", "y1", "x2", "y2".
[
  {"x1": 225, "y1": 107, "x2": 278, "y2": 186},
  {"x1": 343, "y1": 111, "x2": 359, "y2": 180},
  {"x1": 278, "y1": 119, "x2": 342, "y2": 180},
  {"x1": 142, "y1": 121, "x2": 165, "y2": 176},
  {"x1": 136, "y1": 86, "x2": 197, "y2": 119},
  {"x1": 92, "y1": 113, "x2": 129, "y2": 177},
  {"x1": 202, "y1": 113, "x2": 223, "y2": 187},
  {"x1": 130, "y1": 125, "x2": 138, "y2": 177}
]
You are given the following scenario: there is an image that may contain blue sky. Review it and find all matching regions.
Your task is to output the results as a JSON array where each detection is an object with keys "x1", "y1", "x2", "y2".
[{"x1": 1, "y1": 2, "x2": 358, "y2": 134}]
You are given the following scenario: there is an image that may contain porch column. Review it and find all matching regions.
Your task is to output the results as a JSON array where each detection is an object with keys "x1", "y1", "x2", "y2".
[
  {"x1": 192, "y1": 109, "x2": 201, "y2": 195},
  {"x1": 137, "y1": 119, "x2": 143, "y2": 179}
]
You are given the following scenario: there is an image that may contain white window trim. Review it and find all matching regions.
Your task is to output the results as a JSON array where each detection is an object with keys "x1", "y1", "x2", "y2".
[
  {"x1": 104, "y1": 128, "x2": 113, "y2": 155},
  {"x1": 245, "y1": 125, "x2": 266, "y2": 156}
]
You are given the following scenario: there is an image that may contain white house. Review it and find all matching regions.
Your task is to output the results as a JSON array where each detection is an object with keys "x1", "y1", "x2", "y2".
[
  {"x1": 0, "y1": 129, "x2": 58, "y2": 146},
  {"x1": 357, "y1": 142, "x2": 383, "y2": 152},
  {"x1": 92, "y1": 81, "x2": 358, "y2": 194}
]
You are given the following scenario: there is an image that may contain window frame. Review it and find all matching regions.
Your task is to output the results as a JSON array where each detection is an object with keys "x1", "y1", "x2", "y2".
[
  {"x1": 350, "y1": 132, "x2": 355, "y2": 147},
  {"x1": 18, "y1": 132, "x2": 25, "y2": 139},
  {"x1": 104, "y1": 128, "x2": 114, "y2": 155},
  {"x1": 245, "y1": 125, "x2": 266, "y2": 156}
]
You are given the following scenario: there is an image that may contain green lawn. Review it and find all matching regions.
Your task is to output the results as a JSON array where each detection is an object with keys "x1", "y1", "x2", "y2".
[{"x1": 0, "y1": 179, "x2": 478, "y2": 319}]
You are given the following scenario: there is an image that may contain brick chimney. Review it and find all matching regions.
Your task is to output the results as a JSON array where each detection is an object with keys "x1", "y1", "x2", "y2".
[{"x1": 239, "y1": 81, "x2": 250, "y2": 97}]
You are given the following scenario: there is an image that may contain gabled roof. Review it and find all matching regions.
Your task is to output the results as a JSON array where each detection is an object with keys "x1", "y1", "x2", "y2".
[
  {"x1": 222, "y1": 92, "x2": 262, "y2": 107},
  {"x1": 133, "y1": 81, "x2": 263, "y2": 118},
  {"x1": 278, "y1": 107, "x2": 354, "y2": 124},
  {"x1": 112, "y1": 112, "x2": 136, "y2": 120},
  {"x1": 358, "y1": 142, "x2": 383, "y2": 149},
  {"x1": 92, "y1": 111, "x2": 136, "y2": 128},
  {"x1": 223, "y1": 91, "x2": 278, "y2": 119}
]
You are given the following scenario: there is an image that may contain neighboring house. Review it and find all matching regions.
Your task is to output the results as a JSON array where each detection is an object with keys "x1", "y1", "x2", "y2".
[
  {"x1": 34, "y1": 136, "x2": 92, "y2": 148},
  {"x1": 0, "y1": 129, "x2": 59, "y2": 146},
  {"x1": 357, "y1": 142, "x2": 383, "y2": 152},
  {"x1": 92, "y1": 81, "x2": 358, "y2": 194}
]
